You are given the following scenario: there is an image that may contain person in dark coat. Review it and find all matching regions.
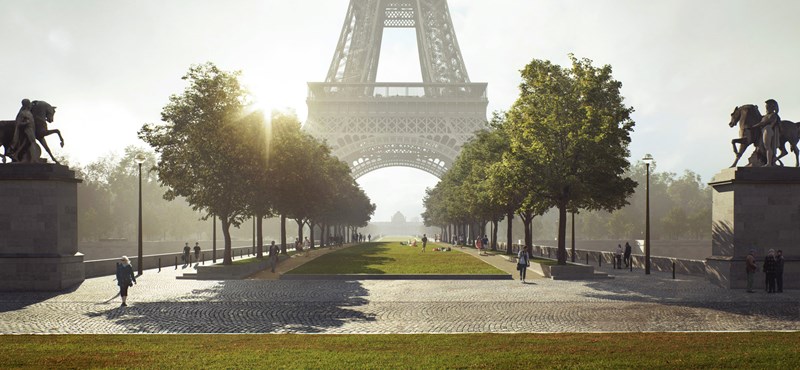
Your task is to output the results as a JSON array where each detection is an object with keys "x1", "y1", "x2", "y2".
[
  {"x1": 776, "y1": 249, "x2": 785, "y2": 293},
  {"x1": 183, "y1": 242, "x2": 191, "y2": 265},
  {"x1": 623, "y1": 242, "x2": 632, "y2": 268},
  {"x1": 763, "y1": 249, "x2": 778, "y2": 293},
  {"x1": 116, "y1": 256, "x2": 136, "y2": 307},
  {"x1": 268, "y1": 241, "x2": 279, "y2": 273},
  {"x1": 193, "y1": 242, "x2": 201, "y2": 261}
]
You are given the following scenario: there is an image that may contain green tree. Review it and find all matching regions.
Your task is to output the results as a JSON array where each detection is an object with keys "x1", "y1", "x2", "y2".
[
  {"x1": 239, "y1": 110, "x2": 272, "y2": 258},
  {"x1": 139, "y1": 62, "x2": 254, "y2": 265},
  {"x1": 266, "y1": 112, "x2": 328, "y2": 253},
  {"x1": 506, "y1": 55, "x2": 637, "y2": 264}
]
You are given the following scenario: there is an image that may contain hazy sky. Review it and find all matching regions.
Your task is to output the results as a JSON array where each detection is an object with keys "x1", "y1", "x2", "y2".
[{"x1": 2, "y1": 0, "x2": 799, "y2": 222}]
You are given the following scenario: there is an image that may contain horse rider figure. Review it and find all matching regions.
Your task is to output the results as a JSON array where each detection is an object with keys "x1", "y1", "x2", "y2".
[
  {"x1": 11, "y1": 99, "x2": 37, "y2": 162},
  {"x1": 753, "y1": 99, "x2": 781, "y2": 166}
]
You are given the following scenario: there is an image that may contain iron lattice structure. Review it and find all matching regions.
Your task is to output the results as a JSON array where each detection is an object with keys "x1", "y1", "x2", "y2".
[{"x1": 305, "y1": 0, "x2": 488, "y2": 179}]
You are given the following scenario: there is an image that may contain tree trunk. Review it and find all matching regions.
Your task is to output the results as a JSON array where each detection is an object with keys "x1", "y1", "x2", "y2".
[
  {"x1": 221, "y1": 216, "x2": 233, "y2": 265},
  {"x1": 557, "y1": 205, "x2": 568, "y2": 265},
  {"x1": 492, "y1": 219, "x2": 499, "y2": 251},
  {"x1": 309, "y1": 220, "x2": 316, "y2": 248},
  {"x1": 519, "y1": 211, "x2": 534, "y2": 249},
  {"x1": 280, "y1": 214, "x2": 287, "y2": 255},
  {"x1": 256, "y1": 214, "x2": 263, "y2": 259},
  {"x1": 321, "y1": 222, "x2": 326, "y2": 246},
  {"x1": 505, "y1": 211, "x2": 513, "y2": 255},
  {"x1": 296, "y1": 219, "x2": 304, "y2": 243}
]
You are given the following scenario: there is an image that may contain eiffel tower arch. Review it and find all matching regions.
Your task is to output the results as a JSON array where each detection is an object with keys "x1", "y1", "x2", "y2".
[{"x1": 305, "y1": 0, "x2": 488, "y2": 179}]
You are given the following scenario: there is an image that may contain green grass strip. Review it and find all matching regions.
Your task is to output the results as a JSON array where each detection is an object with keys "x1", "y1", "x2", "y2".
[
  {"x1": 287, "y1": 242, "x2": 506, "y2": 275},
  {"x1": 0, "y1": 333, "x2": 796, "y2": 369}
]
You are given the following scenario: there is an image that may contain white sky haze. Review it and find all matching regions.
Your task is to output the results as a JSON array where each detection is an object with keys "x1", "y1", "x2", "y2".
[{"x1": 2, "y1": 0, "x2": 799, "y2": 221}]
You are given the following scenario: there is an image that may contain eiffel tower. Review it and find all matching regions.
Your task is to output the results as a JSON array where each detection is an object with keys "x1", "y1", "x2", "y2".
[{"x1": 305, "y1": 0, "x2": 488, "y2": 179}]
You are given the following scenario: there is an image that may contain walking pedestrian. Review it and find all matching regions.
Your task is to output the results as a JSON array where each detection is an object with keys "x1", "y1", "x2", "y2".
[
  {"x1": 763, "y1": 249, "x2": 778, "y2": 293},
  {"x1": 421, "y1": 234, "x2": 428, "y2": 252},
  {"x1": 116, "y1": 256, "x2": 136, "y2": 307},
  {"x1": 615, "y1": 244, "x2": 623, "y2": 269},
  {"x1": 268, "y1": 241, "x2": 279, "y2": 273},
  {"x1": 746, "y1": 249, "x2": 757, "y2": 293},
  {"x1": 776, "y1": 249, "x2": 784, "y2": 293},
  {"x1": 482, "y1": 235, "x2": 489, "y2": 250},
  {"x1": 518, "y1": 246, "x2": 531, "y2": 283},
  {"x1": 193, "y1": 242, "x2": 201, "y2": 261},
  {"x1": 623, "y1": 242, "x2": 632, "y2": 268},
  {"x1": 183, "y1": 242, "x2": 191, "y2": 265}
]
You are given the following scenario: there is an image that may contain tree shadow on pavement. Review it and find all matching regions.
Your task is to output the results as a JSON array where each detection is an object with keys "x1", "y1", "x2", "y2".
[
  {"x1": 84, "y1": 280, "x2": 375, "y2": 333},
  {"x1": 579, "y1": 273, "x2": 800, "y2": 320}
]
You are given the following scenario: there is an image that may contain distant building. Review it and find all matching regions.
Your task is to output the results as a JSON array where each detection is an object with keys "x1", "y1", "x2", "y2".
[{"x1": 363, "y1": 211, "x2": 436, "y2": 237}]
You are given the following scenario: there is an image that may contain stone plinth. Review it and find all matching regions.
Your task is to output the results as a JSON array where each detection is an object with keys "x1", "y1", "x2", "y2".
[
  {"x1": 0, "y1": 164, "x2": 84, "y2": 291},
  {"x1": 707, "y1": 167, "x2": 799, "y2": 289}
]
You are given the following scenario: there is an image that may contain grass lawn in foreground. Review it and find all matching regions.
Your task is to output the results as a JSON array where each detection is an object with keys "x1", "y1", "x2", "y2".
[
  {"x1": 287, "y1": 242, "x2": 506, "y2": 275},
  {"x1": 1, "y1": 333, "x2": 796, "y2": 369}
]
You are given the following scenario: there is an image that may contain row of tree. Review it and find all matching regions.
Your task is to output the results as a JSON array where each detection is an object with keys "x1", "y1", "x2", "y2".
[
  {"x1": 72, "y1": 147, "x2": 209, "y2": 242},
  {"x1": 487, "y1": 165, "x2": 711, "y2": 243},
  {"x1": 423, "y1": 55, "x2": 637, "y2": 265},
  {"x1": 139, "y1": 63, "x2": 375, "y2": 264}
]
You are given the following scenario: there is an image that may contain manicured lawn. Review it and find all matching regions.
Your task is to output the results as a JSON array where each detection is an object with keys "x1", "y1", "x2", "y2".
[
  {"x1": 287, "y1": 242, "x2": 506, "y2": 275},
  {"x1": 0, "y1": 333, "x2": 796, "y2": 369}
]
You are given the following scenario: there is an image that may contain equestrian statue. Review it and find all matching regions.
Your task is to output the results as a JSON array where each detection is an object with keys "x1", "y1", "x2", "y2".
[
  {"x1": 728, "y1": 99, "x2": 798, "y2": 167},
  {"x1": 0, "y1": 99, "x2": 64, "y2": 164}
]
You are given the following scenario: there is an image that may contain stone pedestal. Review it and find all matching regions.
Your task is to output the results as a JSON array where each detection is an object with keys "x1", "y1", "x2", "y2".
[
  {"x1": 0, "y1": 164, "x2": 84, "y2": 291},
  {"x1": 707, "y1": 167, "x2": 799, "y2": 289}
]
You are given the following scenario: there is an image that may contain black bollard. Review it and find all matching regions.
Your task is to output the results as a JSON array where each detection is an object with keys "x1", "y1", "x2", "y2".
[
  {"x1": 599, "y1": 255, "x2": 601, "y2": 267},
  {"x1": 630, "y1": 258, "x2": 633, "y2": 272},
  {"x1": 158, "y1": 258, "x2": 161, "y2": 272},
  {"x1": 202, "y1": 253, "x2": 205, "y2": 265},
  {"x1": 175, "y1": 256, "x2": 178, "y2": 269},
  {"x1": 672, "y1": 261, "x2": 676, "y2": 279},
  {"x1": 586, "y1": 253, "x2": 589, "y2": 265}
]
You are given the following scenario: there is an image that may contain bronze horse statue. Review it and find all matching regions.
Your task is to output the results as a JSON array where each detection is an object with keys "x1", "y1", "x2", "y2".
[
  {"x1": 0, "y1": 100, "x2": 64, "y2": 164},
  {"x1": 728, "y1": 104, "x2": 799, "y2": 167}
]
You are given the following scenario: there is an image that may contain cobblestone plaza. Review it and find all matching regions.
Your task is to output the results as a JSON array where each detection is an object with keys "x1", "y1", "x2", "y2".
[{"x1": 0, "y1": 248, "x2": 797, "y2": 334}]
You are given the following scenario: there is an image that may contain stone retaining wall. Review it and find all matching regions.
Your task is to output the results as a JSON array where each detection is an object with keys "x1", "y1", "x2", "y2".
[
  {"x1": 83, "y1": 246, "x2": 259, "y2": 278},
  {"x1": 498, "y1": 244, "x2": 708, "y2": 277}
]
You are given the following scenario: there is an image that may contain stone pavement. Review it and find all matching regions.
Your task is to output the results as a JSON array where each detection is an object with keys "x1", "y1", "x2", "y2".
[{"x1": 0, "y1": 243, "x2": 797, "y2": 334}]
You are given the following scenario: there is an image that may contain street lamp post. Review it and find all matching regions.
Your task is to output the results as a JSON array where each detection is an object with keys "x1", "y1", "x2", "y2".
[
  {"x1": 213, "y1": 215, "x2": 217, "y2": 263},
  {"x1": 134, "y1": 153, "x2": 147, "y2": 276},
  {"x1": 642, "y1": 153, "x2": 654, "y2": 275}
]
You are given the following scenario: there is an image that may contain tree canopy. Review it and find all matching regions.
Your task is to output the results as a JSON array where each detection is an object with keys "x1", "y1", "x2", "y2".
[
  {"x1": 140, "y1": 62, "x2": 265, "y2": 264},
  {"x1": 504, "y1": 55, "x2": 637, "y2": 264}
]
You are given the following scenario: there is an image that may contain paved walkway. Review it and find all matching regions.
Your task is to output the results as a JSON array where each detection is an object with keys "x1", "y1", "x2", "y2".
[{"x1": 0, "y1": 242, "x2": 797, "y2": 334}]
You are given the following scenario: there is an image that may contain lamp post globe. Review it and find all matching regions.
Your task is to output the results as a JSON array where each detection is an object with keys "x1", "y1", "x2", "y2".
[
  {"x1": 642, "y1": 153, "x2": 654, "y2": 275},
  {"x1": 134, "y1": 153, "x2": 146, "y2": 275}
]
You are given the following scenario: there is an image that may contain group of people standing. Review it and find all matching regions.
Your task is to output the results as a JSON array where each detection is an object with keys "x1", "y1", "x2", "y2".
[
  {"x1": 746, "y1": 249, "x2": 785, "y2": 293},
  {"x1": 352, "y1": 233, "x2": 372, "y2": 242},
  {"x1": 614, "y1": 242, "x2": 633, "y2": 269}
]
